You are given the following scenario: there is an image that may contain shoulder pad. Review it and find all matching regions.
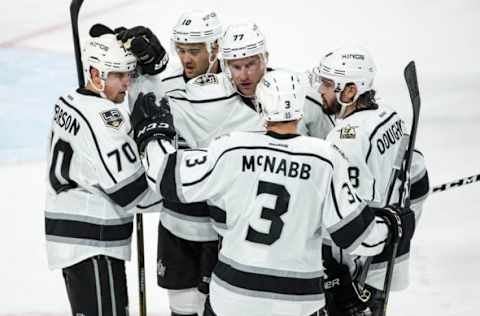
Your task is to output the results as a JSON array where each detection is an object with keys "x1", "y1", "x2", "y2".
[{"x1": 186, "y1": 73, "x2": 235, "y2": 100}]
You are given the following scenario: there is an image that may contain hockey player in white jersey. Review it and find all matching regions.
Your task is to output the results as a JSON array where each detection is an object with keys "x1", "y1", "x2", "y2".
[
  {"x1": 309, "y1": 47, "x2": 430, "y2": 316},
  {"x1": 118, "y1": 12, "x2": 233, "y2": 316},
  {"x1": 128, "y1": 69, "x2": 416, "y2": 316},
  {"x1": 45, "y1": 30, "x2": 156, "y2": 316}
]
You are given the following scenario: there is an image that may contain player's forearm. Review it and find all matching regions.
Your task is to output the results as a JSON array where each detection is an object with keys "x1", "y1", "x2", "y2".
[
  {"x1": 349, "y1": 216, "x2": 389, "y2": 257},
  {"x1": 142, "y1": 139, "x2": 176, "y2": 195}
]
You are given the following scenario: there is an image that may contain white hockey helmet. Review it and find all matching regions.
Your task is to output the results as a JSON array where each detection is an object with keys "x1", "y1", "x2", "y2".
[
  {"x1": 220, "y1": 23, "x2": 267, "y2": 61},
  {"x1": 314, "y1": 47, "x2": 376, "y2": 107},
  {"x1": 255, "y1": 70, "x2": 305, "y2": 122},
  {"x1": 82, "y1": 33, "x2": 136, "y2": 90},
  {"x1": 172, "y1": 10, "x2": 222, "y2": 45}
]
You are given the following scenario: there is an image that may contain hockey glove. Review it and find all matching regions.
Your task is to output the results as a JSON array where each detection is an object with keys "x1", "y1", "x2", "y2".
[
  {"x1": 130, "y1": 92, "x2": 175, "y2": 154},
  {"x1": 322, "y1": 257, "x2": 372, "y2": 316},
  {"x1": 373, "y1": 205, "x2": 416, "y2": 262},
  {"x1": 116, "y1": 26, "x2": 168, "y2": 75}
]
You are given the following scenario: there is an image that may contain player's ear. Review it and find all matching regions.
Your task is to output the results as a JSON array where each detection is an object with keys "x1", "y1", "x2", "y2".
[{"x1": 89, "y1": 67, "x2": 102, "y2": 86}]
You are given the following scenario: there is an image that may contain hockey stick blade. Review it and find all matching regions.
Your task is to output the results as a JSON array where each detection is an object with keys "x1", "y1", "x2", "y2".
[
  {"x1": 90, "y1": 23, "x2": 115, "y2": 37},
  {"x1": 70, "y1": 0, "x2": 85, "y2": 87}
]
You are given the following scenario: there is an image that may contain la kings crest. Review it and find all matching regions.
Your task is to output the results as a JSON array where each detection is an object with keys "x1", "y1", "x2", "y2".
[
  {"x1": 100, "y1": 109, "x2": 124, "y2": 129},
  {"x1": 192, "y1": 73, "x2": 219, "y2": 86}
]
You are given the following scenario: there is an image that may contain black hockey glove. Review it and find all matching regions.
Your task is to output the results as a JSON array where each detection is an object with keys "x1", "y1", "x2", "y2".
[
  {"x1": 373, "y1": 205, "x2": 416, "y2": 261},
  {"x1": 322, "y1": 257, "x2": 372, "y2": 316},
  {"x1": 130, "y1": 92, "x2": 175, "y2": 154},
  {"x1": 116, "y1": 26, "x2": 168, "y2": 75}
]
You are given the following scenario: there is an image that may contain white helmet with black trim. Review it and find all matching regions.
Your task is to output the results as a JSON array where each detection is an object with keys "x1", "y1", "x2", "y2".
[
  {"x1": 311, "y1": 46, "x2": 376, "y2": 117},
  {"x1": 82, "y1": 33, "x2": 136, "y2": 92},
  {"x1": 171, "y1": 10, "x2": 222, "y2": 67},
  {"x1": 219, "y1": 22, "x2": 268, "y2": 90},
  {"x1": 220, "y1": 22, "x2": 266, "y2": 60},
  {"x1": 255, "y1": 69, "x2": 305, "y2": 122}
]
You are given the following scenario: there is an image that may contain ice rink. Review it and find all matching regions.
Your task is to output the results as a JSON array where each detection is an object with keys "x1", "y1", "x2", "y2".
[{"x1": 0, "y1": 0, "x2": 479, "y2": 315}]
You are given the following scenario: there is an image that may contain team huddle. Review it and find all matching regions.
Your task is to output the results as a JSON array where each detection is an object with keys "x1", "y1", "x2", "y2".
[{"x1": 45, "y1": 9, "x2": 430, "y2": 316}]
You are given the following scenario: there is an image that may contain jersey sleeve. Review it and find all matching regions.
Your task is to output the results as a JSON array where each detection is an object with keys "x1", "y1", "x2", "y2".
[
  {"x1": 83, "y1": 108, "x2": 150, "y2": 211},
  {"x1": 321, "y1": 145, "x2": 389, "y2": 257},
  {"x1": 326, "y1": 124, "x2": 378, "y2": 202},
  {"x1": 143, "y1": 134, "x2": 234, "y2": 204}
]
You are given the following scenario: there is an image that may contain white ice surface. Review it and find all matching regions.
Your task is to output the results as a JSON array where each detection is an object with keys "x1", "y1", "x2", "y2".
[{"x1": 1, "y1": 0, "x2": 479, "y2": 315}]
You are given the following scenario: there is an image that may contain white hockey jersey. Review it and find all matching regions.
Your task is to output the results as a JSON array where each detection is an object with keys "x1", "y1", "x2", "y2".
[
  {"x1": 130, "y1": 69, "x2": 333, "y2": 242},
  {"x1": 326, "y1": 104, "x2": 430, "y2": 290},
  {"x1": 45, "y1": 88, "x2": 154, "y2": 270},
  {"x1": 143, "y1": 131, "x2": 390, "y2": 316}
]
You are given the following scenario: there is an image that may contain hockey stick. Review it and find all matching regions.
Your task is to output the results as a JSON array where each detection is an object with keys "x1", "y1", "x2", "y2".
[
  {"x1": 378, "y1": 61, "x2": 421, "y2": 316},
  {"x1": 70, "y1": 0, "x2": 84, "y2": 87},
  {"x1": 432, "y1": 173, "x2": 480, "y2": 194},
  {"x1": 136, "y1": 213, "x2": 148, "y2": 316}
]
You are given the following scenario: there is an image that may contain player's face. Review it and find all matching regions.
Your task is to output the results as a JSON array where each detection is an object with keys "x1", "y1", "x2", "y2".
[
  {"x1": 227, "y1": 55, "x2": 266, "y2": 97},
  {"x1": 175, "y1": 43, "x2": 211, "y2": 78},
  {"x1": 318, "y1": 77, "x2": 338, "y2": 115},
  {"x1": 104, "y1": 71, "x2": 132, "y2": 104}
]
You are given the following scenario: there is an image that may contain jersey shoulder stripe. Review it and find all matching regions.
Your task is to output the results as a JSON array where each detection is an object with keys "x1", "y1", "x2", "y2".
[
  {"x1": 161, "y1": 73, "x2": 183, "y2": 82},
  {"x1": 59, "y1": 96, "x2": 117, "y2": 184},
  {"x1": 365, "y1": 111, "x2": 398, "y2": 162},
  {"x1": 182, "y1": 145, "x2": 334, "y2": 187},
  {"x1": 169, "y1": 92, "x2": 238, "y2": 104}
]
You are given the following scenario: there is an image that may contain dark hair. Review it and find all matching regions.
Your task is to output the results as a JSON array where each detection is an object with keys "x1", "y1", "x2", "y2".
[{"x1": 357, "y1": 89, "x2": 378, "y2": 109}]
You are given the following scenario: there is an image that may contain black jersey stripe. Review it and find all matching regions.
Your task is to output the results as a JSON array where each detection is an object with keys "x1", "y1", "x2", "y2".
[
  {"x1": 183, "y1": 146, "x2": 334, "y2": 187},
  {"x1": 59, "y1": 97, "x2": 117, "y2": 184},
  {"x1": 330, "y1": 181, "x2": 343, "y2": 219},
  {"x1": 161, "y1": 73, "x2": 184, "y2": 82},
  {"x1": 329, "y1": 205, "x2": 375, "y2": 250},
  {"x1": 137, "y1": 199, "x2": 163, "y2": 210},
  {"x1": 107, "y1": 172, "x2": 148, "y2": 208},
  {"x1": 306, "y1": 95, "x2": 335, "y2": 126},
  {"x1": 45, "y1": 217, "x2": 133, "y2": 241},
  {"x1": 213, "y1": 259, "x2": 323, "y2": 296},
  {"x1": 209, "y1": 205, "x2": 227, "y2": 224},
  {"x1": 169, "y1": 92, "x2": 238, "y2": 104},
  {"x1": 160, "y1": 152, "x2": 181, "y2": 202},
  {"x1": 411, "y1": 170, "x2": 430, "y2": 201},
  {"x1": 163, "y1": 200, "x2": 210, "y2": 217},
  {"x1": 365, "y1": 112, "x2": 397, "y2": 163}
]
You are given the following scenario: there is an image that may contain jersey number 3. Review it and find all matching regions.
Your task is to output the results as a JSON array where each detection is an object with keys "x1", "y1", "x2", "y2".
[{"x1": 246, "y1": 181, "x2": 290, "y2": 245}]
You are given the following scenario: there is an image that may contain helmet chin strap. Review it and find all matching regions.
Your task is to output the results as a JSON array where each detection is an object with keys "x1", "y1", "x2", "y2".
[
  {"x1": 335, "y1": 90, "x2": 358, "y2": 118},
  {"x1": 88, "y1": 75, "x2": 108, "y2": 99},
  {"x1": 206, "y1": 42, "x2": 218, "y2": 74}
]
